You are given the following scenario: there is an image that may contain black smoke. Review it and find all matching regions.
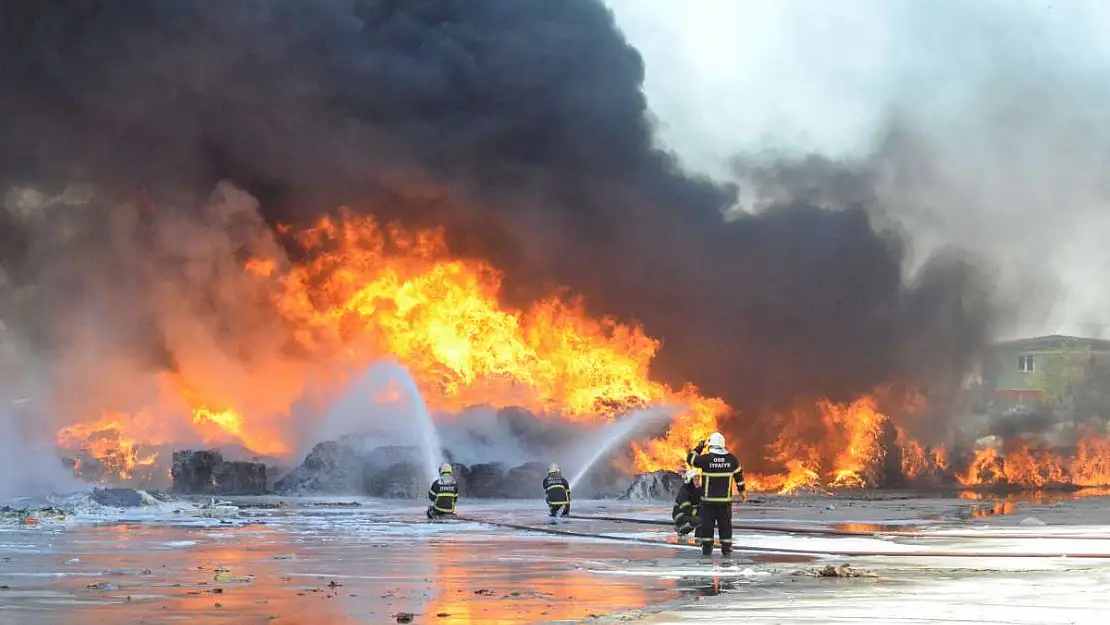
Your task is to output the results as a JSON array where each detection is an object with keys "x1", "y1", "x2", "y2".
[{"x1": 0, "y1": 0, "x2": 994, "y2": 452}]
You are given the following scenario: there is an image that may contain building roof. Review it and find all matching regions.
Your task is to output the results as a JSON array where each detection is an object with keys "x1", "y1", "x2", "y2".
[{"x1": 991, "y1": 334, "x2": 1110, "y2": 351}]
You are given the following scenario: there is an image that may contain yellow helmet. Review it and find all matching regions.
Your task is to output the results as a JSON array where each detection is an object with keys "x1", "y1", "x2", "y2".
[{"x1": 439, "y1": 463, "x2": 453, "y2": 475}]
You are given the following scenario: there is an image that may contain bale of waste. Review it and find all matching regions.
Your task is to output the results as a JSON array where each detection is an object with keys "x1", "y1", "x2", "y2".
[
  {"x1": 366, "y1": 461, "x2": 424, "y2": 499},
  {"x1": 171, "y1": 450, "x2": 225, "y2": 494},
  {"x1": 620, "y1": 470, "x2": 683, "y2": 501},
  {"x1": 91, "y1": 487, "x2": 144, "y2": 508},
  {"x1": 273, "y1": 440, "x2": 367, "y2": 494},
  {"x1": 502, "y1": 462, "x2": 549, "y2": 498},
  {"x1": 213, "y1": 461, "x2": 268, "y2": 496},
  {"x1": 464, "y1": 463, "x2": 507, "y2": 498}
]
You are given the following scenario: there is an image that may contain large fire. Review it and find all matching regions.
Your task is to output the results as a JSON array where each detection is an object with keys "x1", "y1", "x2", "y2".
[{"x1": 53, "y1": 210, "x2": 1110, "y2": 494}]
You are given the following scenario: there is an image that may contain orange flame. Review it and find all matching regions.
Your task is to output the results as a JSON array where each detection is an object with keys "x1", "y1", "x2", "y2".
[{"x1": 58, "y1": 211, "x2": 726, "y2": 479}]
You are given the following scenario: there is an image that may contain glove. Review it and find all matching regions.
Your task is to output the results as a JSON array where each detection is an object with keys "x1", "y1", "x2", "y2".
[{"x1": 694, "y1": 440, "x2": 706, "y2": 454}]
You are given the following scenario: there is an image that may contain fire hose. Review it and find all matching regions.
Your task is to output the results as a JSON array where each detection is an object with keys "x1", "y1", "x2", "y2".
[
  {"x1": 455, "y1": 515, "x2": 1110, "y2": 559},
  {"x1": 568, "y1": 513, "x2": 1110, "y2": 541}
]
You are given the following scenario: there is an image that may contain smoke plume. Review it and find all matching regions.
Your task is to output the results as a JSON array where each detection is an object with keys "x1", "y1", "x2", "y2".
[{"x1": 0, "y1": 0, "x2": 1001, "y2": 477}]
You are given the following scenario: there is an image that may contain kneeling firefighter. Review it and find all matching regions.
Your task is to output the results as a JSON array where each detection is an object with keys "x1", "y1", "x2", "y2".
[
  {"x1": 427, "y1": 463, "x2": 460, "y2": 520},
  {"x1": 686, "y1": 432, "x2": 745, "y2": 556},
  {"x1": 543, "y1": 463, "x2": 571, "y2": 517},
  {"x1": 672, "y1": 469, "x2": 702, "y2": 538}
]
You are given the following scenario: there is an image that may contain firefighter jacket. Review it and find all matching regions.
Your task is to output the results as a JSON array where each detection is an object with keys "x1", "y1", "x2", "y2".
[
  {"x1": 686, "y1": 448, "x2": 744, "y2": 503},
  {"x1": 428, "y1": 475, "x2": 459, "y2": 514},
  {"x1": 543, "y1": 474, "x2": 571, "y2": 505},
  {"x1": 672, "y1": 482, "x2": 701, "y2": 522}
]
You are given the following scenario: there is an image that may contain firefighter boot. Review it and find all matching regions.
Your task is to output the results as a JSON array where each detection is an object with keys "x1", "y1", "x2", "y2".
[{"x1": 700, "y1": 541, "x2": 713, "y2": 557}]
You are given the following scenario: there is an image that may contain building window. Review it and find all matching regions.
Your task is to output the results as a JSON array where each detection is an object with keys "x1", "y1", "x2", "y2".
[{"x1": 1018, "y1": 354, "x2": 1035, "y2": 373}]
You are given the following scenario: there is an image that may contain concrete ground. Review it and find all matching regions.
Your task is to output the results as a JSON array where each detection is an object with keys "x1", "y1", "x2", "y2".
[{"x1": 0, "y1": 490, "x2": 1108, "y2": 624}]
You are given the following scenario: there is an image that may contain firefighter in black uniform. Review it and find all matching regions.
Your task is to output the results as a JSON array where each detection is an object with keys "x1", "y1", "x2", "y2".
[
  {"x1": 427, "y1": 463, "x2": 460, "y2": 520},
  {"x1": 672, "y1": 469, "x2": 702, "y2": 541},
  {"x1": 686, "y1": 432, "x2": 745, "y2": 556},
  {"x1": 543, "y1": 463, "x2": 571, "y2": 517}
]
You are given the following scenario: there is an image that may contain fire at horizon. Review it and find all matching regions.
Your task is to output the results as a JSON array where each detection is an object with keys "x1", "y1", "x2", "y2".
[{"x1": 54, "y1": 211, "x2": 1110, "y2": 493}]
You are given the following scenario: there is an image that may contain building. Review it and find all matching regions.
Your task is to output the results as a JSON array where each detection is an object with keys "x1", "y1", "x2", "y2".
[{"x1": 978, "y1": 334, "x2": 1110, "y2": 413}]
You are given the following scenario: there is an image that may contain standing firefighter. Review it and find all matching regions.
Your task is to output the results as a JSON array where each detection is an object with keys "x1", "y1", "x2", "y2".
[
  {"x1": 672, "y1": 469, "x2": 702, "y2": 540},
  {"x1": 427, "y1": 463, "x2": 460, "y2": 520},
  {"x1": 686, "y1": 432, "x2": 746, "y2": 556},
  {"x1": 543, "y1": 463, "x2": 571, "y2": 518}
]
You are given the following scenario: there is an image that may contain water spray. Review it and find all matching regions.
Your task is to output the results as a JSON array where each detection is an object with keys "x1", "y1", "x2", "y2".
[{"x1": 568, "y1": 405, "x2": 676, "y2": 491}]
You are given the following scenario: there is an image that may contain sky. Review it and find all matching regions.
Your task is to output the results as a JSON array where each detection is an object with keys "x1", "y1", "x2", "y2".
[{"x1": 606, "y1": 0, "x2": 1110, "y2": 339}]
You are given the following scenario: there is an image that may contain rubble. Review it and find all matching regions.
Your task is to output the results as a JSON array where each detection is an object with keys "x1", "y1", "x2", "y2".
[{"x1": 621, "y1": 470, "x2": 683, "y2": 501}]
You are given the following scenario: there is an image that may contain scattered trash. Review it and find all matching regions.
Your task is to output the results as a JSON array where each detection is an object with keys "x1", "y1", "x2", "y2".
[
  {"x1": 86, "y1": 581, "x2": 120, "y2": 591},
  {"x1": 794, "y1": 564, "x2": 876, "y2": 578},
  {"x1": 214, "y1": 602, "x2": 223, "y2": 608},
  {"x1": 327, "y1": 581, "x2": 342, "y2": 589},
  {"x1": 395, "y1": 613, "x2": 415, "y2": 624},
  {"x1": 66, "y1": 558, "x2": 80, "y2": 564},
  {"x1": 473, "y1": 589, "x2": 494, "y2": 596},
  {"x1": 436, "y1": 613, "x2": 450, "y2": 618},
  {"x1": 0, "y1": 585, "x2": 10, "y2": 590},
  {"x1": 1019, "y1": 517, "x2": 1047, "y2": 527}
]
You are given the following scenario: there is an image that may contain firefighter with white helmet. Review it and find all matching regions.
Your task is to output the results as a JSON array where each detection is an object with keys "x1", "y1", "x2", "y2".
[
  {"x1": 427, "y1": 462, "x2": 460, "y2": 520},
  {"x1": 543, "y1": 463, "x2": 571, "y2": 518},
  {"x1": 672, "y1": 468, "x2": 702, "y2": 540},
  {"x1": 686, "y1": 432, "x2": 746, "y2": 556}
]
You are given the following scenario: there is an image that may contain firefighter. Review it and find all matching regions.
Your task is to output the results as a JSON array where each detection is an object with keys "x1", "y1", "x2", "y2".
[
  {"x1": 672, "y1": 468, "x2": 702, "y2": 540},
  {"x1": 427, "y1": 463, "x2": 460, "y2": 520},
  {"x1": 543, "y1": 463, "x2": 571, "y2": 518},
  {"x1": 686, "y1": 432, "x2": 745, "y2": 556}
]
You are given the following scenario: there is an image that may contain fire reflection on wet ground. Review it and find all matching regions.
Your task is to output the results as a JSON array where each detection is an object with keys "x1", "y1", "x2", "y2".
[
  {"x1": 958, "y1": 487, "x2": 1110, "y2": 520},
  {"x1": 0, "y1": 512, "x2": 688, "y2": 625}
]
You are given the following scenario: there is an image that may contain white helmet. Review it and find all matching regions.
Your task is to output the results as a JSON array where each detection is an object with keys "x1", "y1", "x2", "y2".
[
  {"x1": 548, "y1": 463, "x2": 561, "y2": 474},
  {"x1": 708, "y1": 432, "x2": 726, "y2": 449},
  {"x1": 683, "y1": 469, "x2": 700, "y2": 484},
  {"x1": 439, "y1": 462, "x2": 453, "y2": 475}
]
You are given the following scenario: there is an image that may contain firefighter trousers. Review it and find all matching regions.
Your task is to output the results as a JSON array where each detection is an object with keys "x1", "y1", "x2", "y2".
[{"x1": 696, "y1": 502, "x2": 732, "y2": 553}]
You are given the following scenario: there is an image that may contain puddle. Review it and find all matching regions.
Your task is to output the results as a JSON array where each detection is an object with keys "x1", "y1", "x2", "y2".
[{"x1": 956, "y1": 489, "x2": 1110, "y2": 520}]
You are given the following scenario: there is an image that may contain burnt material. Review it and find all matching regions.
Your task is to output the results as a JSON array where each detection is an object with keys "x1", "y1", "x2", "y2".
[
  {"x1": 213, "y1": 461, "x2": 267, "y2": 496},
  {"x1": 464, "y1": 463, "x2": 507, "y2": 498},
  {"x1": 171, "y1": 450, "x2": 224, "y2": 494}
]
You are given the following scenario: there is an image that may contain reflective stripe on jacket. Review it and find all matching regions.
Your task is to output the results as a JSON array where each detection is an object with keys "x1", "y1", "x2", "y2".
[{"x1": 687, "y1": 449, "x2": 744, "y2": 503}]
